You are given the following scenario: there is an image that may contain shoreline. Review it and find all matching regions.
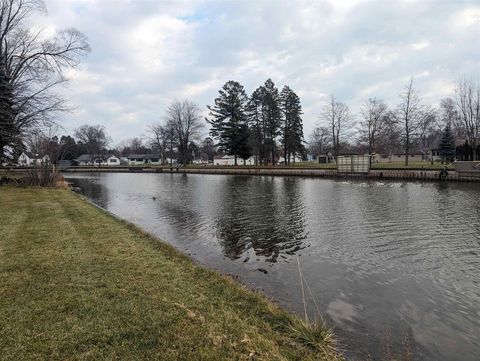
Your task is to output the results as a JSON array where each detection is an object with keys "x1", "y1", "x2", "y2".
[
  {"x1": 58, "y1": 165, "x2": 480, "y2": 182},
  {"x1": 0, "y1": 186, "x2": 342, "y2": 361}
]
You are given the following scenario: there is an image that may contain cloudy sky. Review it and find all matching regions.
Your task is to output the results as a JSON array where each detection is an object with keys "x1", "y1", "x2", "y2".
[{"x1": 41, "y1": 0, "x2": 479, "y2": 144}]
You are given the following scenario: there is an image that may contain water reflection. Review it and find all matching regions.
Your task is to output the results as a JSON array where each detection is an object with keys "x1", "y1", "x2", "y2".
[
  {"x1": 213, "y1": 177, "x2": 307, "y2": 262},
  {"x1": 66, "y1": 173, "x2": 480, "y2": 361}
]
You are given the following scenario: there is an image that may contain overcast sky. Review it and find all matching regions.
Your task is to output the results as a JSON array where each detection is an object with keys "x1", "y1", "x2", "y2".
[{"x1": 41, "y1": 0, "x2": 479, "y2": 144}]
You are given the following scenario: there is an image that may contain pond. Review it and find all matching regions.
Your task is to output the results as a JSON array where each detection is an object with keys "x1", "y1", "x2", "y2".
[{"x1": 65, "y1": 172, "x2": 480, "y2": 360}]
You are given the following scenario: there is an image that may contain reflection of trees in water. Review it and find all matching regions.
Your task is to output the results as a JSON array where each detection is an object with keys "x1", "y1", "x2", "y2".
[
  {"x1": 214, "y1": 176, "x2": 307, "y2": 262},
  {"x1": 71, "y1": 177, "x2": 110, "y2": 208}
]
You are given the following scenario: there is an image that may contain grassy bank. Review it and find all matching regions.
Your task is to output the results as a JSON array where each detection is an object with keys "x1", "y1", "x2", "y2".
[{"x1": 0, "y1": 187, "x2": 340, "y2": 361}]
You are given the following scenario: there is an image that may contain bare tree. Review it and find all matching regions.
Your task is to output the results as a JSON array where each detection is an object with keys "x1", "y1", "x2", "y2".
[
  {"x1": 375, "y1": 111, "x2": 400, "y2": 156},
  {"x1": 440, "y1": 97, "x2": 462, "y2": 139},
  {"x1": 116, "y1": 137, "x2": 145, "y2": 156},
  {"x1": 320, "y1": 95, "x2": 353, "y2": 159},
  {"x1": 454, "y1": 77, "x2": 480, "y2": 160},
  {"x1": 396, "y1": 78, "x2": 430, "y2": 165},
  {"x1": 0, "y1": 0, "x2": 90, "y2": 161},
  {"x1": 26, "y1": 124, "x2": 62, "y2": 163},
  {"x1": 308, "y1": 126, "x2": 331, "y2": 158},
  {"x1": 359, "y1": 98, "x2": 388, "y2": 157},
  {"x1": 166, "y1": 100, "x2": 203, "y2": 166},
  {"x1": 74, "y1": 125, "x2": 110, "y2": 166},
  {"x1": 147, "y1": 122, "x2": 175, "y2": 164},
  {"x1": 418, "y1": 109, "x2": 439, "y2": 163}
]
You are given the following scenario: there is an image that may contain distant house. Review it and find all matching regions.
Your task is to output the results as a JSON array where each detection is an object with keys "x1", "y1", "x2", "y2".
[
  {"x1": 392, "y1": 153, "x2": 425, "y2": 162},
  {"x1": 278, "y1": 155, "x2": 303, "y2": 164},
  {"x1": 317, "y1": 154, "x2": 334, "y2": 164},
  {"x1": 57, "y1": 160, "x2": 73, "y2": 169},
  {"x1": 429, "y1": 149, "x2": 442, "y2": 162},
  {"x1": 213, "y1": 155, "x2": 256, "y2": 166},
  {"x1": 371, "y1": 153, "x2": 425, "y2": 163},
  {"x1": 192, "y1": 159, "x2": 208, "y2": 165},
  {"x1": 75, "y1": 154, "x2": 111, "y2": 166},
  {"x1": 75, "y1": 154, "x2": 95, "y2": 166},
  {"x1": 127, "y1": 154, "x2": 161, "y2": 165},
  {"x1": 370, "y1": 153, "x2": 391, "y2": 163},
  {"x1": 213, "y1": 155, "x2": 234, "y2": 166},
  {"x1": 17, "y1": 152, "x2": 50, "y2": 166},
  {"x1": 164, "y1": 157, "x2": 177, "y2": 165},
  {"x1": 106, "y1": 155, "x2": 120, "y2": 166}
]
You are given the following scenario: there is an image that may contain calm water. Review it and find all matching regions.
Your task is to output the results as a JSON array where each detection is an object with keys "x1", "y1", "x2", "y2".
[{"x1": 65, "y1": 172, "x2": 480, "y2": 360}]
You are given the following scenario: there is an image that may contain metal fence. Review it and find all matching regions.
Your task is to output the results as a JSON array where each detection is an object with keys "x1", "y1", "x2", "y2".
[{"x1": 337, "y1": 155, "x2": 370, "y2": 173}]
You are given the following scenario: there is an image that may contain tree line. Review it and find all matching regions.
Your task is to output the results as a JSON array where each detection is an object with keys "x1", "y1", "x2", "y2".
[
  {"x1": 207, "y1": 79, "x2": 305, "y2": 165},
  {"x1": 310, "y1": 77, "x2": 480, "y2": 164},
  {"x1": 11, "y1": 75, "x2": 479, "y2": 168}
]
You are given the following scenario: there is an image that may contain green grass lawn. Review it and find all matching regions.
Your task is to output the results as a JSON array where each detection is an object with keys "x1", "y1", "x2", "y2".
[{"x1": 0, "y1": 187, "x2": 340, "y2": 361}]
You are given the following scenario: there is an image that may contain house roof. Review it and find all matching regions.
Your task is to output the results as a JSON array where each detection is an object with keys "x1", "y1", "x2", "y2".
[
  {"x1": 76, "y1": 154, "x2": 93, "y2": 161},
  {"x1": 21, "y1": 151, "x2": 45, "y2": 159},
  {"x1": 392, "y1": 153, "x2": 425, "y2": 156},
  {"x1": 22, "y1": 151, "x2": 35, "y2": 158},
  {"x1": 127, "y1": 154, "x2": 160, "y2": 159}
]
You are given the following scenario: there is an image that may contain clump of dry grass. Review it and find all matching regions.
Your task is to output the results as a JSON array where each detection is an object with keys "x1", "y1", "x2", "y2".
[
  {"x1": 24, "y1": 164, "x2": 62, "y2": 187},
  {"x1": 287, "y1": 316, "x2": 341, "y2": 360}
]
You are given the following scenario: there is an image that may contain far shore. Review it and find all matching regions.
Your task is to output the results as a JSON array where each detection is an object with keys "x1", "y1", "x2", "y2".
[
  {"x1": 3, "y1": 161, "x2": 479, "y2": 183},
  {"x1": 61, "y1": 161, "x2": 479, "y2": 183}
]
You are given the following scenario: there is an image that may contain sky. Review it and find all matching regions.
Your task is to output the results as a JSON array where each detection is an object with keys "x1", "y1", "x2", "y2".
[{"x1": 39, "y1": 0, "x2": 480, "y2": 144}]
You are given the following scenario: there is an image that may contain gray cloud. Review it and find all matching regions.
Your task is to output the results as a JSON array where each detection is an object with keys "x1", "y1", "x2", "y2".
[{"x1": 43, "y1": 0, "x2": 480, "y2": 143}]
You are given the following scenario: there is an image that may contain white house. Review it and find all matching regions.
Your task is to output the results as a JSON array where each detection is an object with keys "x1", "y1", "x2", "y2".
[
  {"x1": 127, "y1": 154, "x2": 161, "y2": 165},
  {"x1": 192, "y1": 158, "x2": 209, "y2": 165},
  {"x1": 17, "y1": 152, "x2": 50, "y2": 166},
  {"x1": 213, "y1": 155, "x2": 234, "y2": 165},
  {"x1": 165, "y1": 157, "x2": 177, "y2": 165},
  {"x1": 75, "y1": 154, "x2": 95, "y2": 166},
  {"x1": 213, "y1": 155, "x2": 256, "y2": 166},
  {"x1": 106, "y1": 155, "x2": 120, "y2": 166},
  {"x1": 278, "y1": 155, "x2": 303, "y2": 164},
  {"x1": 75, "y1": 154, "x2": 109, "y2": 166},
  {"x1": 317, "y1": 154, "x2": 334, "y2": 164},
  {"x1": 243, "y1": 156, "x2": 256, "y2": 165}
]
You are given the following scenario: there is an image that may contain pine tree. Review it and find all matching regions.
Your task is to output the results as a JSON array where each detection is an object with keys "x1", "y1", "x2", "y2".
[
  {"x1": 0, "y1": 56, "x2": 17, "y2": 163},
  {"x1": 439, "y1": 125, "x2": 455, "y2": 163},
  {"x1": 237, "y1": 123, "x2": 252, "y2": 164},
  {"x1": 262, "y1": 79, "x2": 281, "y2": 165},
  {"x1": 280, "y1": 86, "x2": 304, "y2": 164},
  {"x1": 246, "y1": 87, "x2": 265, "y2": 165},
  {"x1": 207, "y1": 81, "x2": 250, "y2": 166}
]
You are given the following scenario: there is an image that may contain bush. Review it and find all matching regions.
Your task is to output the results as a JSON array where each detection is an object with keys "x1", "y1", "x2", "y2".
[{"x1": 24, "y1": 163, "x2": 62, "y2": 187}]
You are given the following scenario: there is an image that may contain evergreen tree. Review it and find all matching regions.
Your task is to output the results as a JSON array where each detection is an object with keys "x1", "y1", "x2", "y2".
[
  {"x1": 0, "y1": 57, "x2": 17, "y2": 163},
  {"x1": 237, "y1": 123, "x2": 252, "y2": 164},
  {"x1": 439, "y1": 125, "x2": 455, "y2": 163},
  {"x1": 280, "y1": 86, "x2": 304, "y2": 164},
  {"x1": 262, "y1": 79, "x2": 281, "y2": 165},
  {"x1": 247, "y1": 87, "x2": 265, "y2": 165},
  {"x1": 207, "y1": 81, "x2": 250, "y2": 166}
]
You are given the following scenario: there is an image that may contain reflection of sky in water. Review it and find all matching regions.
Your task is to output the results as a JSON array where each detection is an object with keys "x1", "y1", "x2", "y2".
[{"x1": 66, "y1": 172, "x2": 480, "y2": 361}]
